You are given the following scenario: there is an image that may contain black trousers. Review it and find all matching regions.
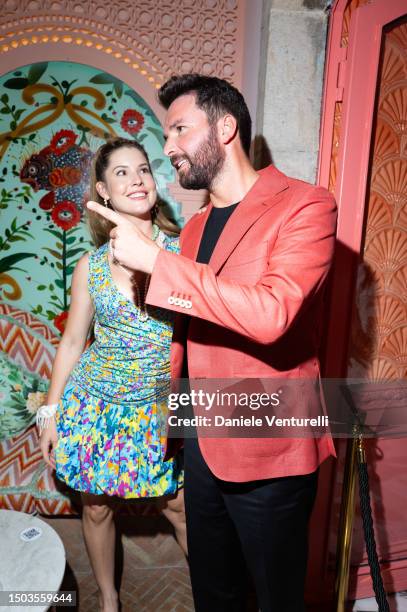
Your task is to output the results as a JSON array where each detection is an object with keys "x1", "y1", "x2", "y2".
[{"x1": 184, "y1": 437, "x2": 318, "y2": 612}]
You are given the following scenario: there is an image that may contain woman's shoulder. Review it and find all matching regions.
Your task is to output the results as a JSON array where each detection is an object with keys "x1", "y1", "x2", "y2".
[
  {"x1": 85, "y1": 243, "x2": 108, "y2": 282},
  {"x1": 75, "y1": 251, "x2": 91, "y2": 271}
]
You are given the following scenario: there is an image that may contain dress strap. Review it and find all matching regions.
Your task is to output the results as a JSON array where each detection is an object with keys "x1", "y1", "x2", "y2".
[
  {"x1": 162, "y1": 233, "x2": 180, "y2": 255},
  {"x1": 87, "y1": 243, "x2": 109, "y2": 298}
]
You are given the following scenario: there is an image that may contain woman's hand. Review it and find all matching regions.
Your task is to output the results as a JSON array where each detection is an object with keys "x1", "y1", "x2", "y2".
[{"x1": 39, "y1": 419, "x2": 58, "y2": 469}]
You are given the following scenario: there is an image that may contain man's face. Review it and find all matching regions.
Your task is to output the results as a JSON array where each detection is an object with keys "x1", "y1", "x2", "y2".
[{"x1": 163, "y1": 94, "x2": 225, "y2": 190}]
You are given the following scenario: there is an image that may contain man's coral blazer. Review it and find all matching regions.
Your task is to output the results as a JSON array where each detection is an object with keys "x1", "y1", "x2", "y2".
[{"x1": 147, "y1": 165, "x2": 337, "y2": 482}]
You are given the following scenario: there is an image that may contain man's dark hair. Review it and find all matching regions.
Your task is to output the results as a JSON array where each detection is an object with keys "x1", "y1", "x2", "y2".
[{"x1": 158, "y1": 73, "x2": 252, "y2": 156}]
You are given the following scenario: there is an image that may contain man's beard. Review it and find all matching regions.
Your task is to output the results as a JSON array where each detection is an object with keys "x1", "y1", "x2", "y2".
[{"x1": 175, "y1": 126, "x2": 225, "y2": 191}]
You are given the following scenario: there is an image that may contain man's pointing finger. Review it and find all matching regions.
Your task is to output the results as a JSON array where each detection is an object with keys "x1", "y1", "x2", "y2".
[{"x1": 86, "y1": 201, "x2": 126, "y2": 226}]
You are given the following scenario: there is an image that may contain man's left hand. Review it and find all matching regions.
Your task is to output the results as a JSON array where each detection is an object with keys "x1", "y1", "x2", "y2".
[{"x1": 86, "y1": 201, "x2": 160, "y2": 274}]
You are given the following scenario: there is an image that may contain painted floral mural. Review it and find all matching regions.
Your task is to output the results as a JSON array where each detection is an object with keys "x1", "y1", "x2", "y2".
[{"x1": 0, "y1": 61, "x2": 180, "y2": 334}]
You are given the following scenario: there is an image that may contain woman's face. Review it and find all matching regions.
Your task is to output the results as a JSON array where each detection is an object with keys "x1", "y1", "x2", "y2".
[{"x1": 96, "y1": 146, "x2": 157, "y2": 220}]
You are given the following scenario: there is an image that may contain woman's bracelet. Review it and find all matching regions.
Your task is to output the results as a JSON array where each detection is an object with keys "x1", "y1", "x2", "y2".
[{"x1": 36, "y1": 403, "x2": 58, "y2": 434}]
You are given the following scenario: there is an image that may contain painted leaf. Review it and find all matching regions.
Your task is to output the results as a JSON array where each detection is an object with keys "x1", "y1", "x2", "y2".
[
  {"x1": 151, "y1": 159, "x2": 164, "y2": 171},
  {"x1": 44, "y1": 228, "x2": 63, "y2": 239},
  {"x1": 66, "y1": 248, "x2": 84, "y2": 258},
  {"x1": 0, "y1": 252, "x2": 35, "y2": 273},
  {"x1": 114, "y1": 82, "x2": 123, "y2": 98},
  {"x1": 89, "y1": 73, "x2": 116, "y2": 85},
  {"x1": 8, "y1": 235, "x2": 25, "y2": 243},
  {"x1": 14, "y1": 109, "x2": 25, "y2": 121},
  {"x1": 4, "y1": 78, "x2": 29, "y2": 90},
  {"x1": 148, "y1": 127, "x2": 165, "y2": 145},
  {"x1": 27, "y1": 63, "x2": 48, "y2": 85},
  {"x1": 43, "y1": 248, "x2": 62, "y2": 259},
  {"x1": 125, "y1": 89, "x2": 152, "y2": 113}
]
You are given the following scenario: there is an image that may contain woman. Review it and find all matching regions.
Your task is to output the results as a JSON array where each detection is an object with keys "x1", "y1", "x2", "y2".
[{"x1": 39, "y1": 137, "x2": 186, "y2": 612}]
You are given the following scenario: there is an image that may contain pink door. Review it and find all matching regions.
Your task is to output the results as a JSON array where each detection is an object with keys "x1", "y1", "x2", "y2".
[{"x1": 307, "y1": 0, "x2": 407, "y2": 606}]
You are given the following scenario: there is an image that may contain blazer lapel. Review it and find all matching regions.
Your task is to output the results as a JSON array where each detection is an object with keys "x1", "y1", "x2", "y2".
[{"x1": 209, "y1": 165, "x2": 289, "y2": 274}]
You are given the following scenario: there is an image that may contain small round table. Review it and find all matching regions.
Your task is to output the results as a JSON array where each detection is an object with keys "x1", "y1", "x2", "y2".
[{"x1": 0, "y1": 510, "x2": 66, "y2": 612}]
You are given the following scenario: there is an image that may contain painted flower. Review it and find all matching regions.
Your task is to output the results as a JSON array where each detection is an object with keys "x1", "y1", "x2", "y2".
[
  {"x1": 54, "y1": 310, "x2": 68, "y2": 334},
  {"x1": 26, "y1": 391, "x2": 47, "y2": 414},
  {"x1": 51, "y1": 201, "x2": 81, "y2": 230},
  {"x1": 50, "y1": 129, "x2": 77, "y2": 154},
  {"x1": 49, "y1": 167, "x2": 81, "y2": 187},
  {"x1": 121, "y1": 109, "x2": 144, "y2": 135},
  {"x1": 63, "y1": 167, "x2": 82, "y2": 185},
  {"x1": 49, "y1": 168, "x2": 67, "y2": 187}
]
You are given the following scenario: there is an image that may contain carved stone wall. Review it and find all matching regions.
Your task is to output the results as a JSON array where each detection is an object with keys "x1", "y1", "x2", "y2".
[
  {"x1": 0, "y1": 0, "x2": 242, "y2": 90},
  {"x1": 258, "y1": 0, "x2": 329, "y2": 183}
]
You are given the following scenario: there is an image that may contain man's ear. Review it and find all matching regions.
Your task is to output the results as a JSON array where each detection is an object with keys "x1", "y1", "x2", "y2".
[
  {"x1": 218, "y1": 114, "x2": 238, "y2": 145},
  {"x1": 95, "y1": 181, "x2": 109, "y2": 201}
]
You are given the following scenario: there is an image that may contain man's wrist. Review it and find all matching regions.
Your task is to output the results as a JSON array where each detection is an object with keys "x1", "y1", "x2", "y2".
[{"x1": 147, "y1": 243, "x2": 161, "y2": 274}]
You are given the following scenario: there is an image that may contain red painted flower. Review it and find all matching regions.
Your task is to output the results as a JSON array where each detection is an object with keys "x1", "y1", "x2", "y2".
[
  {"x1": 50, "y1": 130, "x2": 77, "y2": 154},
  {"x1": 54, "y1": 311, "x2": 68, "y2": 334},
  {"x1": 63, "y1": 167, "x2": 82, "y2": 185},
  {"x1": 49, "y1": 168, "x2": 67, "y2": 187},
  {"x1": 120, "y1": 109, "x2": 144, "y2": 135},
  {"x1": 51, "y1": 201, "x2": 81, "y2": 230}
]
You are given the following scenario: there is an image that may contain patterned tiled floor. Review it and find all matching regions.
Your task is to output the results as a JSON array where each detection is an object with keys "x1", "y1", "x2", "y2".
[
  {"x1": 43, "y1": 515, "x2": 194, "y2": 612},
  {"x1": 43, "y1": 516, "x2": 407, "y2": 611}
]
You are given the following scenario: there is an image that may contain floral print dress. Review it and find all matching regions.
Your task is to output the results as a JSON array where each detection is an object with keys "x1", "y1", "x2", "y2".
[{"x1": 55, "y1": 233, "x2": 182, "y2": 498}]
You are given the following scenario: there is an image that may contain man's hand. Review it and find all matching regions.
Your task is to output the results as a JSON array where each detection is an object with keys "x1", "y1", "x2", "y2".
[{"x1": 86, "y1": 201, "x2": 161, "y2": 274}]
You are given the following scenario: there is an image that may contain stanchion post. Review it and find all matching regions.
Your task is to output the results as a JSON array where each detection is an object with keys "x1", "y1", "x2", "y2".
[{"x1": 335, "y1": 429, "x2": 359, "y2": 612}]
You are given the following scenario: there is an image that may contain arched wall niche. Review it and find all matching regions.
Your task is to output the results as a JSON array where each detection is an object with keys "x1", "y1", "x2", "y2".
[
  {"x1": 0, "y1": 0, "x2": 245, "y2": 128},
  {"x1": 0, "y1": 0, "x2": 250, "y2": 219},
  {"x1": 0, "y1": 46, "x2": 165, "y2": 125}
]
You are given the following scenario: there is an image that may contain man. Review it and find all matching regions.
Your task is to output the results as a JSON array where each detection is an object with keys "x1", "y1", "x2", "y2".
[{"x1": 88, "y1": 74, "x2": 337, "y2": 611}]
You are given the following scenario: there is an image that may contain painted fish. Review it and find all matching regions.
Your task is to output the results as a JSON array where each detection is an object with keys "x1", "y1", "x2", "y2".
[{"x1": 20, "y1": 129, "x2": 93, "y2": 212}]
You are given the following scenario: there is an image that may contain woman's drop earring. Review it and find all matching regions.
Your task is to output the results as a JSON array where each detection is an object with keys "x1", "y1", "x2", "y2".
[{"x1": 103, "y1": 198, "x2": 109, "y2": 208}]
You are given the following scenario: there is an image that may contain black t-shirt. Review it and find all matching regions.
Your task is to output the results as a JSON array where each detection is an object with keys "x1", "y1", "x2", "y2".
[
  {"x1": 182, "y1": 202, "x2": 239, "y2": 379},
  {"x1": 196, "y1": 202, "x2": 239, "y2": 264}
]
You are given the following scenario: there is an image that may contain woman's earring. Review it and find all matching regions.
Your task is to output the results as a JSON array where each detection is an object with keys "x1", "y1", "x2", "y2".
[
  {"x1": 152, "y1": 203, "x2": 159, "y2": 217},
  {"x1": 103, "y1": 198, "x2": 109, "y2": 208}
]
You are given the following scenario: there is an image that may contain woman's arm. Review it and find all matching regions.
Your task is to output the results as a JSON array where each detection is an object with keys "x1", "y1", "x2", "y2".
[
  {"x1": 46, "y1": 253, "x2": 94, "y2": 403},
  {"x1": 40, "y1": 253, "x2": 95, "y2": 466}
]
